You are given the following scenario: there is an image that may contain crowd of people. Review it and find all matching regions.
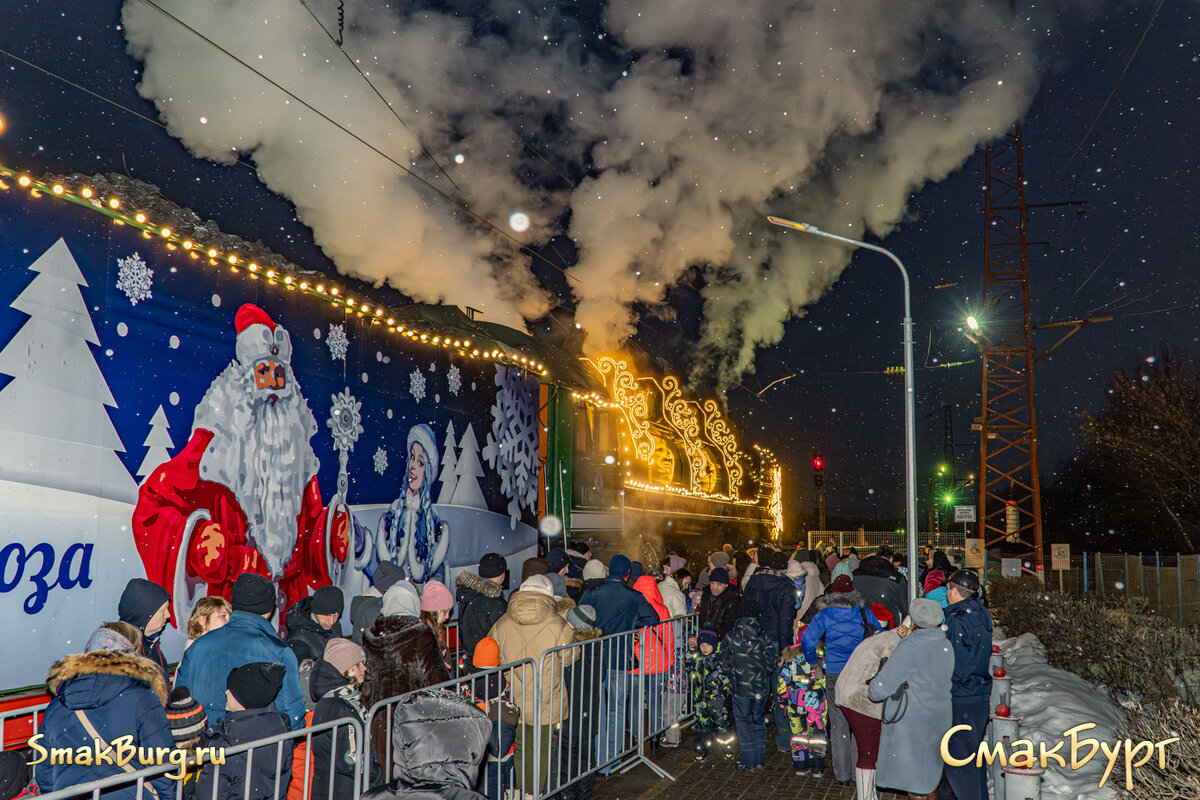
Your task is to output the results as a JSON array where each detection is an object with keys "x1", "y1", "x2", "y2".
[{"x1": 4, "y1": 540, "x2": 991, "y2": 800}]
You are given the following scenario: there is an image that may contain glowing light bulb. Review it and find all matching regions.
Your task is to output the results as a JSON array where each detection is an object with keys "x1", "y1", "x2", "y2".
[
  {"x1": 52, "y1": 184, "x2": 64, "y2": 195},
  {"x1": 108, "y1": 198, "x2": 120, "y2": 209},
  {"x1": 508, "y1": 211, "x2": 530, "y2": 232}
]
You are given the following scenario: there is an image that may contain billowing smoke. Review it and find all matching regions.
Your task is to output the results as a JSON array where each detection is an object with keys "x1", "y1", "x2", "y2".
[{"x1": 122, "y1": 0, "x2": 1063, "y2": 384}]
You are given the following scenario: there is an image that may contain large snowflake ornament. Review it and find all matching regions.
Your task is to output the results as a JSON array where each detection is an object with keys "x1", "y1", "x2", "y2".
[
  {"x1": 483, "y1": 365, "x2": 539, "y2": 529},
  {"x1": 326, "y1": 388, "x2": 364, "y2": 453},
  {"x1": 447, "y1": 364, "x2": 462, "y2": 396},
  {"x1": 410, "y1": 368, "x2": 426, "y2": 403},
  {"x1": 373, "y1": 446, "x2": 388, "y2": 475},
  {"x1": 115, "y1": 252, "x2": 153, "y2": 305},
  {"x1": 326, "y1": 323, "x2": 349, "y2": 361}
]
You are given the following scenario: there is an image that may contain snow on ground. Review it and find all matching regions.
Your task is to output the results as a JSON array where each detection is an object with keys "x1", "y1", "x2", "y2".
[{"x1": 998, "y1": 632, "x2": 1125, "y2": 800}]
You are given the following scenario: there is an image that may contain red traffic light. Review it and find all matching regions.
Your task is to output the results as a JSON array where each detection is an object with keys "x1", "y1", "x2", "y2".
[{"x1": 812, "y1": 455, "x2": 824, "y2": 472}]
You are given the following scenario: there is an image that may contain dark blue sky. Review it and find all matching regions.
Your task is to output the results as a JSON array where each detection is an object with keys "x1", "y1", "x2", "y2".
[{"x1": 1, "y1": 0, "x2": 1195, "y2": 528}]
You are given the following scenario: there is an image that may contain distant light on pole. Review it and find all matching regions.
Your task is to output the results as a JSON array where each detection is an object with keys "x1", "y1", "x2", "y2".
[
  {"x1": 767, "y1": 215, "x2": 919, "y2": 604},
  {"x1": 967, "y1": 316, "x2": 979, "y2": 331}
]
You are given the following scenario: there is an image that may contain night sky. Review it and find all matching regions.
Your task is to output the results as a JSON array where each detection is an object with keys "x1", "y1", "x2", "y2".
[{"x1": 1, "y1": 0, "x2": 1195, "y2": 531}]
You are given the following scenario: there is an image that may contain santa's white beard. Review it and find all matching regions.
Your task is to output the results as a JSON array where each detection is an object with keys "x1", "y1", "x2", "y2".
[{"x1": 195, "y1": 361, "x2": 321, "y2": 577}]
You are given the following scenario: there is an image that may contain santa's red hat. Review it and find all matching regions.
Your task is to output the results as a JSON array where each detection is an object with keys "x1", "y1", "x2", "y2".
[{"x1": 235, "y1": 304, "x2": 277, "y2": 334}]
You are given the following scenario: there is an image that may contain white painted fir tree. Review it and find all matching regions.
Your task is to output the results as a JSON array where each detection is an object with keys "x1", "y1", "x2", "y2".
[
  {"x1": 136, "y1": 405, "x2": 175, "y2": 480},
  {"x1": 448, "y1": 422, "x2": 488, "y2": 508},
  {"x1": 436, "y1": 420, "x2": 458, "y2": 504},
  {"x1": 0, "y1": 239, "x2": 137, "y2": 503}
]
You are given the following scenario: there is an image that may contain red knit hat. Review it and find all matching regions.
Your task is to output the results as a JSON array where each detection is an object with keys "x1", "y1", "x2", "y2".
[{"x1": 870, "y1": 603, "x2": 895, "y2": 630}]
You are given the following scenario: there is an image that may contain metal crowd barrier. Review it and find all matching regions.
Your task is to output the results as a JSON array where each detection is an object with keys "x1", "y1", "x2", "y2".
[
  {"x1": 31, "y1": 716, "x2": 363, "y2": 800},
  {"x1": 0, "y1": 700, "x2": 48, "y2": 749}
]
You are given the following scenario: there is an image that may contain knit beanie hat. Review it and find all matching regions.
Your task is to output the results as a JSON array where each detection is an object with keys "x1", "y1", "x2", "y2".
[
  {"x1": 568, "y1": 541, "x2": 590, "y2": 556},
  {"x1": 608, "y1": 554, "x2": 632, "y2": 578},
  {"x1": 231, "y1": 573, "x2": 276, "y2": 615},
  {"x1": 566, "y1": 604, "x2": 597, "y2": 631},
  {"x1": 785, "y1": 559, "x2": 803, "y2": 578},
  {"x1": 629, "y1": 561, "x2": 644, "y2": 581},
  {"x1": 118, "y1": 579, "x2": 171, "y2": 629},
  {"x1": 520, "y1": 574, "x2": 555, "y2": 597},
  {"x1": 381, "y1": 580, "x2": 422, "y2": 618},
  {"x1": 521, "y1": 557, "x2": 549, "y2": 583},
  {"x1": 374, "y1": 561, "x2": 406, "y2": 594},
  {"x1": 923, "y1": 570, "x2": 946, "y2": 595},
  {"x1": 909, "y1": 598, "x2": 944, "y2": 629},
  {"x1": 478, "y1": 553, "x2": 507, "y2": 580},
  {"x1": 709, "y1": 552, "x2": 730, "y2": 569},
  {"x1": 473, "y1": 637, "x2": 500, "y2": 668},
  {"x1": 828, "y1": 574, "x2": 855, "y2": 594},
  {"x1": 582, "y1": 559, "x2": 607, "y2": 581},
  {"x1": 226, "y1": 662, "x2": 285, "y2": 709},
  {"x1": 420, "y1": 580, "x2": 454, "y2": 613},
  {"x1": 832, "y1": 561, "x2": 854, "y2": 582},
  {"x1": 545, "y1": 548, "x2": 571, "y2": 573},
  {"x1": 324, "y1": 638, "x2": 366, "y2": 675},
  {"x1": 667, "y1": 554, "x2": 686, "y2": 574},
  {"x1": 708, "y1": 567, "x2": 729, "y2": 585},
  {"x1": 166, "y1": 687, "x2": 208, "y2": 746},
  {"x1": 310, "y1": 585, "x2": 344, "y2": 616},
  {"x1": 84, "y1": 622, "x2": 140, "y2": 654},
  {"x1": 698, "y1": 627, "x2": 720, "y2": 650}
]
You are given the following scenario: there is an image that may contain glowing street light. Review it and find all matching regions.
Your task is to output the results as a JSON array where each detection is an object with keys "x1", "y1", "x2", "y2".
[
  {"x1": 767, "y1": 215, "x2": 919, "y2": 604},
  {"x1": 967, "y1": 316, "x2": 979, "y2": 331}
]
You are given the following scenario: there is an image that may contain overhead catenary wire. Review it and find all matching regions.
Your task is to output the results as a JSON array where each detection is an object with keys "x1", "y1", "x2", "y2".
[{"x1": 131, "y1": 0, "x2": 584, "y2": 288}]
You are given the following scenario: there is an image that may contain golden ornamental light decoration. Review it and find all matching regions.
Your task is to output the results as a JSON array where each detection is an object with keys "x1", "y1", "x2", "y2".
[
  {"x1": 658, "y1": 375, "x2": 709, "y2": 494},
  {"x1": 769, "y1": 465, "x2": 784, "y2": 539},
  {"x1": 701, "y1": 398, "x2": 745, "y2": 499},
  {"x1": 596, "y1": 356, "x2": 656, "y2": 463}
]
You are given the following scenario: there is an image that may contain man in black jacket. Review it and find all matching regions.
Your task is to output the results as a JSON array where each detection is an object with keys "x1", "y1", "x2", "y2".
[
  {"x1": 696, "y1": 568, "x2": 740, "y2": 640},
  {"x1": 285, "y1": 585, "x2": 344, "y2": 664},
  {"x1": 741, "y1": 550, "x2": 798, "y2": 753},
  {"x1": 456, "y1": 553, "x2": 509, "y2": 669},
  {"x1": 851, "y1": 545, "x2": 909, "y2": 625}
]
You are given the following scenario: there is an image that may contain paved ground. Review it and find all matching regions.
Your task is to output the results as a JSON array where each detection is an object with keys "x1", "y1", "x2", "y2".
[{"x1": 592, "y1": 735, "x2": 907, "y2": 800}]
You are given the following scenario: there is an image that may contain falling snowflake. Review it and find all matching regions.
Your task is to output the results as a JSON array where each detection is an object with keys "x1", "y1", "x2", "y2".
[
  {"x1": 373, "y1": 446, "x2": 388, "y2": 475},
  {"x1": 326, "y1": 323, "x2": 348, "y2": 361},
  {"x1": 447, "y1": 364, "x2": 463, "y2": 396},
  {"x1": 115, "y1": 252, "x2": 153, "y2": 305},
  {"x1": 410, "y1": 368, "x2": 426, "y2": 403},
  {"x1": 483, "y1": 365, "x2": 540, "y2": 529}
]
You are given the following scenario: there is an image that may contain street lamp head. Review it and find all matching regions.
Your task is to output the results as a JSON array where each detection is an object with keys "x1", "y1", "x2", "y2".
[{"x1": 966, "y1": 315, "x2": 979, "y2": 331}]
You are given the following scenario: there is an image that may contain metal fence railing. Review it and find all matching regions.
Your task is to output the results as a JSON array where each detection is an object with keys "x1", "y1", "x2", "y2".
[
  {"x1": 20, "y1": 612, "x2": 702, "y2": 800},
  {"x1": 805, "y1": 530, "x2": 968, "y2": 562},
  {"x1": 1048, "y1": 551, "x2": 1200, "y2": 626},
  {"x1": 31, "y1": 715, "x2": 363, "y2": 800},
  {"x1": 0, "y1": 701, "x2": 47, "y2": 749}
]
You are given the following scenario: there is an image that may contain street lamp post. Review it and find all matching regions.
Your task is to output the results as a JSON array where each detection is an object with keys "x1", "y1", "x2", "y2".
[{"x1": 767, "y1": 216, "x2": 919, "y2": 604}]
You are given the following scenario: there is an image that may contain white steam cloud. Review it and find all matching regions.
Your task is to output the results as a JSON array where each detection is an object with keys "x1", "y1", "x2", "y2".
[{"x1": 122, "y1": 0, "x2": 1069, "y2": 384}]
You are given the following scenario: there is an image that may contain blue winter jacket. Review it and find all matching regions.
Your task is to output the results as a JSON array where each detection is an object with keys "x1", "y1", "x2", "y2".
[
  {"x1": 176, "y1": 610, "x2": 306, "y2": 729},
  {"x1": 944, "y1": 596, "x2": 994, "y2": 699},
  {"x1": 580, "y1": 577, "x2": 659, "y2": 669},
  {"x1": 801, "y1": 590, "x2": 883, "y2": 674},
  {"x1": 741, "y1": 570, "x2": 798, "y2": 652},
  {"x1": 36, "y1": 650, "x2": 177, "y2": 800}
]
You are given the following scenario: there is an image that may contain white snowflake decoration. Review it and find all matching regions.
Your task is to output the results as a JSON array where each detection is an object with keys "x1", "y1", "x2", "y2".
[
  {"x1": 447, "y1": 364, "x2": 463, "y2": 396},
  {"x1": 482, "y1": 365, "x2": 539, "y2": 529},
  {"x1": 115, "y1": 252, "x2": 153, "y2": 305},
  {"x1": 326, "y1": 323, "x2": 348, "y2": 361},
  {"x1": 373, "y1": 446, "x2": 388, "y2": 475},
  {"x1": 326, "y1": 388, "x2": 364, "y2": 453},
  {"x1": 409, "y1": 368, "x2": 426, "y2": 403}
]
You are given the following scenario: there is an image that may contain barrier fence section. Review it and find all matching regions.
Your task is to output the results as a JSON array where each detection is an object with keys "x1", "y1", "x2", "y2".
[
  {"x1": 0, "y1": 701, "x2": 47, "y2": 750},
  {"x1": 31, "y1": 716, "x2": 363, "y2": 800},
  {"x1": 1053, "y1": 551, "x2": 1200, "y2": 626},
  {"x1": 805, "y1": 531, "x2": 967, "y2": 561}
]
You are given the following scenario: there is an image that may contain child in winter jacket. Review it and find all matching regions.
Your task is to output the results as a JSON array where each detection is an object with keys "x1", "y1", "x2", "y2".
[
  {"x1": 778, "y1": 626, "x2": 828, "y2": 777},
  {"x1": 466, "y1": 637, "x2": 518, "y2": 800},
  {"x1": 714, "y1": 600, "x2": 778, "y2": 772},
  {"x1": 685, "y1": 628, "x2": 733, "y2": 761},
  {"x1": 195, "y1": 662, "x2": 293, "y2": 800}
]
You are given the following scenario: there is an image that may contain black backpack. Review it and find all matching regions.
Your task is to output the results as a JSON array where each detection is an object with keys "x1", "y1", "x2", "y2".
[{"x1": 858, "y1": 607, "x2": 880, "y2": 639}]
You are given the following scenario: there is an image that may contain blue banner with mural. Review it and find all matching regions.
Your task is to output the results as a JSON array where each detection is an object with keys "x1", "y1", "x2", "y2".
[{"x1": 0, "y1": 185, "x2": 539, "y2": 690}]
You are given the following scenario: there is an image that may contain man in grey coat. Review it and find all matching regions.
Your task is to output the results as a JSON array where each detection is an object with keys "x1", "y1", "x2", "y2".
[{"x1": 868, "y1": 598, "x2": 953, "y2": 799}]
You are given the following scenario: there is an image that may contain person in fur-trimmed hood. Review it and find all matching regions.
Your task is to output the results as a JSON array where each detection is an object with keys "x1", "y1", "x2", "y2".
[
  {"x1": 801, "y1": 575, "x2": 884, "y2": 786},
  {"x1": 37, "y1": 625, "x2": 176, "y2": 800},
  {"x1": 456, "y1": 554, "x2": 509, "y2": 669},
  {"x1": 363, "y1": 614, "x2": 451, "y2": 768}
]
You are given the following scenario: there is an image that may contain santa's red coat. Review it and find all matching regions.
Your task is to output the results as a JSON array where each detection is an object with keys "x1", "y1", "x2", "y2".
[{"x1": 133, "y1": 428, "x2": 342, "y2": 623}]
